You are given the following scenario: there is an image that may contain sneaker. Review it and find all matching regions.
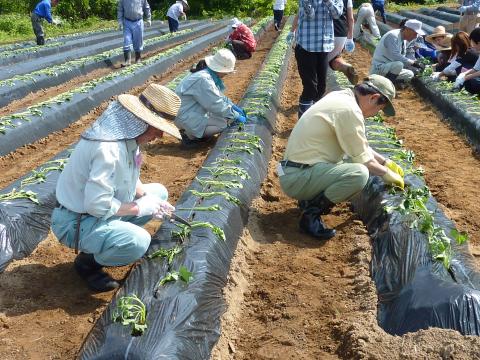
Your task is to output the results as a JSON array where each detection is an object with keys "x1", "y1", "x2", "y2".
[{"x1": 274, "y1": 23, "x2": 279, "y2": 31}]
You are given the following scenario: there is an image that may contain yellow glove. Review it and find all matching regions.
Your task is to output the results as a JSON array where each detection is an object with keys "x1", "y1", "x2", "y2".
[
  {"x1": 385, "y1": 159, "x2": 404, "y2": 177},
  {"x1": 382, "y1": 169, "x2": 404, "y2": 190}
]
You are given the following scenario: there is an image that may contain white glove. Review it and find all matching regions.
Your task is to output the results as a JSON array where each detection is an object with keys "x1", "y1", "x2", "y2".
[
  {"x1": 135, "y1": 195, "x2": 163, "y2": 217},
  {"x1": 146, "y1": 20, "x2": 152, "y2": 27},
  {"x1": 459, "y1": 6, "x2": 466, "y2": 15},
  {"x1": 286, "y1": 30, "x2": 295, "y2": 44},
  {"x1": 153, "y1": 201, "x2": 175, "y2": 219},
  {"x1": 118, "y1": 22, "x2": 123, "y2": 31},
  {"x1": 344, "y1": 38, "x2": 355, "y2": 53},
  {"x1": 454, "y1": 73, "x2": 466, "y2": 88},
  {"x1": 430, "y1": 72, "x2": 441, "y2": 81},
  {"x1": 52, "y1": 17, "x2": 61, "y2": 26}
]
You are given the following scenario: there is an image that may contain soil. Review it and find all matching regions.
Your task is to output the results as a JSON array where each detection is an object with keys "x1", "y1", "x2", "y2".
[
  {"x1": 211, "y1": 48, "x2": 480, "y2": 358},
  {"x1": 0, "y1": 27, "x2": 278, "y2": 360}
]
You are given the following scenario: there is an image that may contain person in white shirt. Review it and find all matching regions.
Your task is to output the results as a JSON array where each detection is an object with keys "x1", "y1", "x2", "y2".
[
  {"x1": 167, "y1": 0, "x2": 188, "y2": 33},
  {"x1": 273, "y1": 0, "x2": 287, "y2": 31},
  {"x1": 353, "y1": 3, "x2": 381, "y2": 39},
  {"x1": 51, "y1": 85, "x2": 182, "y2": 292}
]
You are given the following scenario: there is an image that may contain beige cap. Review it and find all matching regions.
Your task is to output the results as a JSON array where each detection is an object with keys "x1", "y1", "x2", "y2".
[
  {"x1": 363, "y1": 74, "x2": 396, "y2": 116},
  {"x1": 118, "y1": 91, "x2": 182, "y2": 139},
  {"x1": 205, "y1": 48, "x2": 236, "y2": 73}
]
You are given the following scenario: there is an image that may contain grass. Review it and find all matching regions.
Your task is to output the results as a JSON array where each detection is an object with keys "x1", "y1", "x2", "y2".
[
  {"x1": 0, "y1": 14, "x2": 116, "y2": 44},
  {"x1": 385, "y1": 1, "x2": 458, "y2": 12}
]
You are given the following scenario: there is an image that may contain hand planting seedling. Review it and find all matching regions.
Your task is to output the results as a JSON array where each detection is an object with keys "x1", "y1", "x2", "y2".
[
  {"x1": 148, "y1": 245, "x2": 183, "y2": 265},
  {"x1": 112, "y1": 294, "x2": 147, "y2": 336}
]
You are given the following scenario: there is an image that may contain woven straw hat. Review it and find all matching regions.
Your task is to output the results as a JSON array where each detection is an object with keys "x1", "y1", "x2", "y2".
[
  {"x1": 140, "y1": 83, "x2": 181, "y2": 121},
  {"x1": 118, "y1": 93, "x2": 182, "y2": 140},
  {"x1": 425, "y1": 26, "x2": 452, "y2": 43},
  {"x1": 205, "y1": 49, "x2": 236, "y2": 73}
]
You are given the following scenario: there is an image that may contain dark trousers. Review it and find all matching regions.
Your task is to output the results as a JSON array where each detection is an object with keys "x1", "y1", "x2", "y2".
[
  {"x1": 295, "y1": 44, "x2": 329, "y2": 103},
  {"x1": 464, "y1": 77, "x2": 480, "y2": 94},
  {"x1": 167, "y1": 16, "x2": 179, "y2": 33},
  {"x1": 273, "y1": 9, "x2": 284, "y2": 28},
  {"x1": 372, "y1": 3, "x2": 386, "y2": 23},
  {"x1": 231, "y1": 40, "x2": 252, "y2": 60}
]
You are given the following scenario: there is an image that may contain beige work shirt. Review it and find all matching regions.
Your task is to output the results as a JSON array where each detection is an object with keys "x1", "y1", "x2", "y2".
[{"x1": 284, "y1": 88, "x2": 373, "y2": 165}]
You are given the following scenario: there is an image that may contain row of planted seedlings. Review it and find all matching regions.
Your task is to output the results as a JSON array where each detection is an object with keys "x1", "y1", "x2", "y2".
[
  {"x1": 0, "y1": 22, "x2": 218, "y2": 108},
  {"x1": 0, "y1": 20, "x2": 237, "y2": 157},
  {"x1": 0, "y1": 16, "x2": 273, "y2": 272},
  {"x1": 329, "y1": 70, "x2": 480, "y2": 336},
  {"x1": 78, "y1": 18, "x2": 292, "y2": 360}
]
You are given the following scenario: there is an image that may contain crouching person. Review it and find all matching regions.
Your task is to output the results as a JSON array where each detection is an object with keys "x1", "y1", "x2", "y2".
[
  {"x1": 51, "y1": 86, "x2": 182, "y2": 292},
  {"x1": 175, "y1": 49, "x2": 247, "y2": 147},
  {"x1": 279, "y1": 75, "x2": 404, "y2": 239},
  {"x1": 226, "y1": 18, "x2": 257, "y2": 60}
]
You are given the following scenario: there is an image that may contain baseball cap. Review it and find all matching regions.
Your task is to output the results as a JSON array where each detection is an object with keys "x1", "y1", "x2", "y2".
[{"x1": 363, "y1": 74, "x2": 396, "y2": 116}]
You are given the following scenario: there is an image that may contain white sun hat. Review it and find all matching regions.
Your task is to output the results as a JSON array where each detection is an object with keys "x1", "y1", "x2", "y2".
[
  {"x1": 404, "y1": 19, "x2": 425, "y2": 36},
  {"x1": 231, "y1": 17, "x2": 242, "y2": 28},
  {"x1": 205, "y1": 48, "x2": 236, "y2": 73}
]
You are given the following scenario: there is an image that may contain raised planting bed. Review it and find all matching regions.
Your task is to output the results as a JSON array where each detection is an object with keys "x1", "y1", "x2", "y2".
[
  {"x1": 77, "y1": 19, "x2": 292, "y2": 360},
  {"x1": 0, "y1": 22, "x2": 222, "y2": 109},
  {"x1": 0, "y1": 17, "x2": 273, "y2": 272},
  {"x1": 0, "y1": 22, "x2": 237, "y2": 157},
  {"x1": 398, "y1": 10, "x2": 453, "y2": 30},
  {"x1": 384, "y1": 12, "x2": 434, "y2": 34},
  {"x1": 437, "y1": 6, "x2": 461, "y2": 16},
  {"x1": 0, "y1": 22, "x2": 199, "y2": 81},
  {"x1": 418, "y1": 8, "x2": 461, "y2": 23},
  {"x1": 327, "y1": 71, "x2": 480, "y2": 336}
]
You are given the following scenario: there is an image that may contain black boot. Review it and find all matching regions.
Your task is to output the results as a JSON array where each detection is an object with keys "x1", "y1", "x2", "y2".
[
  {"x1": 299, "y1": 207, "x2": 336, "y2": 240},
  {"x1": 384, "y1": 72, "x2": 398, "y2": 83},
  {"x1": 298, "y1": 100, "x2": 314, "y2": 119},
  {"x1": 179, "y1": 129, "x2": 202, "y2": 148},
  {"x1": 135, "y1": 51, "x2": 141, "y2": 63},
  {"x1": 36, "y1": 36, "x2": 45, "y2": 45},
  {"x1": 121, "y1": 50, "x2": 131, "y2": 67},
  {"x1": 74, "y1": 253, "x2": 120, "y2": 292},
  {"x1": 298, "y1": 192, "x2": 336, "y2": 215}
]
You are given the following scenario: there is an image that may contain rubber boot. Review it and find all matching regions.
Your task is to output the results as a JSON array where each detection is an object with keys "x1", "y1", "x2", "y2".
[
  {"x1": 298, "y1": 192, "x2": 336, "y2": 215},
  {"x1": 74, "y1": 252, "x2": 120, "y2": 292},
  {"x1": 299, "y1": 207, "x2": 336, "y2": 240},
  {"x1": 36, "y1": 36, "x2": 45, "y2": 45},
  {"x1": 121, "y1": 50, "x2": 131, "y2": 67},
  {"x1": 135, "y1": 51, "x2": 141, "y2": 63},
  {"x1": 298, "y1": 100, "x2": 314, "y2": 119},
  {"x1": 384, "y1": 72, "x2": 398, "y2": 83},
  {"x1": 179, "y1": 129, "x2": 202, "y2": 148}
]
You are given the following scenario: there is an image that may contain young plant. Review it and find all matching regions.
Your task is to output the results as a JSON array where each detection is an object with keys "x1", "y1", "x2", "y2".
[
  {"x1": 203, "y1": 165, "x2": 250, "y2": 179},
  {"x1": 112, "y1": 294, "x2": 147, "y2": 336},
  {"x1": 177, "y1": 204, "x2": 222, "y2": 211},
  {"x1": 157, "y1": 265, "x2": 193, "y2": 286},
  {"x1": 148, "y1": 245, "x2": 183, "y2": 265},
  {"x1": 189, "y1": 190, "x2": 241, "y2": 205},
  {"x1": 0, "y1": 189, "x2": 39, "y2": 204},
  {"x1": 196, "y1": 177, "x2": 243, "y2": 189}
]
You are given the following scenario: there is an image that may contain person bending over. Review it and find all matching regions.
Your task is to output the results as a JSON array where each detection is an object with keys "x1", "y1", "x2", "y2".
[
  {"x1": 31, "y1": 0, "x2": 59, "y2": 45},
  {"x1": 166, "y1": 0, "x2": 188, "y2": 33},
  {"x1": 226, "y1": 18, "x2": 257, "y2": 60}
]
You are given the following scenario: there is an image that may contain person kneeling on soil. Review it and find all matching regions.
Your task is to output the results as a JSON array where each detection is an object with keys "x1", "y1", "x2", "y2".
[
  {"x1": 51, "y1": 86, "x2": 182, "y2": 292},
  {"x1": 453, "y1": 28, "x2": 480, "y2": 94},
  {"x1": 278, "y1": 75, "x2": 404, "y2": 239},
  {"x1": 174, "y1": 49, "x2": 247, "y2": 147},
  {"x1": 226, "y1": 18, "x2": 257, "y2": 60},
  {"x1": 31, "y1": 0, "x2": 59, "y2": 46},
  {"x1": 370, "y1": 19, "x2": 426, "y2": 88}
]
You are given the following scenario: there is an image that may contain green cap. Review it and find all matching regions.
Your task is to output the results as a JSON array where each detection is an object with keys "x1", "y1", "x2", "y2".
[{"x1": 364, "y1": 74, "x2": 396, "y2": 117}]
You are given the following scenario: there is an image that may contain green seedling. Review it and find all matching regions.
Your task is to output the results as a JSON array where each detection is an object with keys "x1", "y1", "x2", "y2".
[
  {"x1": 203, "y1": 165, "x2": 250, "y2": 179},
  {"x1": 212, "y1": 157, "x2": 242, "y2": 166},
  {"x1": 0, "y1": 188, "x2": 39, "y2": 204},
  {"x1": 196, "y1": 177, "x2": 243, "y2": 189},
  {"x1": 221, "y1": 145, "x2": 254, "y2": 155},
  {"x1": 148, "y1": 245, "x2": 183, "y2": 265},
  {"x1": 189, "y1": 190, "x2": 241, "y2": 205},
  {"x1": 451, "y1": 229, "x2": 469, "y2": 245},
  {"x1": 177, "y1": 204, "x2": 222, "y2": 211},
  {"x1": 172, "y1": 221, "x2": 226, "y2": 242},
  {"x1": 112, "y1": 294, "x2": 147, "y2": 336},
  {"x1": 158, "y1": 265, "x2": 193, "y2": 286}
]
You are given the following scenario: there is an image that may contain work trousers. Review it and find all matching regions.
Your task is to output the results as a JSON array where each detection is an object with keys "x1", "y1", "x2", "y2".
[
  {"x1": 31, "y1": 12, "x2": 44, "y2": 40},
  {"x1": 123, "y1": 18, "x2": 144, "y2": 52},
  {"x1": 202, "y1": 115, "x2": 229, "y2": 138},
  {"x1": 459, "y1": 14, "x2": 479, "y2": 34},
  {"x1": 279, "y1": 162, "x2": 369, "y2": 204},
  {"x1": 370, "y1": 61, "x2": 414, "y2": 82},
  {"x1": 51, "y1": 184, "x2": 168, "y2": 267},
  {"x1": 372, "y1": 3, "x2": 386, "y2": 23},
  {"x1": 168, "y1": 16, "x2": 179, "y2": 33},
  {"x1": 273, "y1": 9, "x2": 284, "y2": 29},
  {"x1": 295, "y1": 44, "x2": 329, "y2": 104},
  {"x1": 231, "y1": 40, "x2": 252, "y2": 60},
  {"x1": 464, "y1": 77, "x2": 480, "y2": 95},
  {"x1": 353, "y1": 7, "x2": 380, "y2": 39}
]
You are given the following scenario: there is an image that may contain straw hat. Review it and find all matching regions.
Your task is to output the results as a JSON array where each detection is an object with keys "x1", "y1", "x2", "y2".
[
  {"x1": 118, "y1": 92, "x2": 182, "y2": 140},
  {"x1": 139, "y1": 83, "x2": 181, "y2": 121},
  {"x1": 205, "y1": 49, "x2": 236, "y2": 73},
  {"x1": 425, "y1": 26, "x2": 452, "y2": 43}
]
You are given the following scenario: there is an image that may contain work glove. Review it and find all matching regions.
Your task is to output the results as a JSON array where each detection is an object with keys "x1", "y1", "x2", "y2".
[
  {"x1": 344, "y1": 38, "x2": 355, "y2": 53},
  {"x1": 384, "y1": 159, "x2": 404, "y2": 177},
  {"x1": 146, "y1": 20, "x2": 152, "y2": 27},
  {"x1": 459, "y1": 6, "x2": 466, "y2": 15},
  {"x1": 52, "y1": 17, "x2": 61, "y2": 26},
  {"x1": 233, "y1": 114, "x2": 247, "y2": 124},
  {"x1": 135, "y1": 195, "x2": 164, "y2": 217},
  {"x1": 286, "y1": 31, "x2": 295, "y2": 44},
  {"x1": 430, "y1": 72, "x2": 441, "y2": 81},
  {"x1": 152, "y1": 201, "x2": 175, "y2": 220},
  {"x1": 411, "y1": 60, "x2": 426, "y2": 71},
  {"x1": 454, "y1": 72, "x2": 466, "y2": 88},
  {"x1": 232, "y1": 104, "x2": 246, "y2": 117},
  {"x1": 382, "y1": 169, "x2": 405, "y2": 190},
  {"x1": 118, "y1": 22, "x2": 123, "y2": 31}
]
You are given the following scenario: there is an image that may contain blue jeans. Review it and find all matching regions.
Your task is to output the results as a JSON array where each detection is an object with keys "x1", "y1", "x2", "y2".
[
  {"x1": 372, "y1": 2, "x2": 386, "y2": 23},
  {"x1": 123, "y1": 18, "x2": 144, "y2": 52},
  {"x1": 167, "y1": 16, "x2": 179, "y2": 33}
]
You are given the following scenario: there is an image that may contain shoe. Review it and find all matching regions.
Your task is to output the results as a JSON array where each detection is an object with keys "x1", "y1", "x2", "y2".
[
  {"x1": 299, "y1": 208, "x2": 336, "y2": 240},
  {"x1": 36, "y1": 36, "x2": 45, "y2": 46},
  {"x1": 298, "y1": 192, "x2": 336, "y2": 215},
  {"x1": 180, "y1": 130, "x2": 202, "y2": 148},
  {"x1": 74, "y1": 253, "x2": 120, "y2": 292},
  {"x1": 274, "y1": 23, "x2": 279, "y2": 31},
  {"x1": 121, "y1": 50, "x2": 131, "y2": 67},
  {"x1": 344, "y1": 65, "x2": 359, "y2": 85},
  {"x1": 135, "y1": 51, "x2": 141, "y2": 63},
  {"x1": 298, "y1": 100, "x2": 314, "y2": 119}
]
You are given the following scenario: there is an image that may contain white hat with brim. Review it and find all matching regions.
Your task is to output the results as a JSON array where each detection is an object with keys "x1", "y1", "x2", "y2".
[
  {"x1": 231, "y1": 17, "x2": 242, "y2": 28},
  {"x1": 180, "y1": 0, "x2": 189, "y2": 9},
  {"x1": 119, "y1": 94, "x2": 182, "y2": 139},
  {"x1": 405, "y1": 19, "x2": 425, "y2": 36},
  {"x1": 205, "y1": 48, "x2": 236, "y2": 73}
]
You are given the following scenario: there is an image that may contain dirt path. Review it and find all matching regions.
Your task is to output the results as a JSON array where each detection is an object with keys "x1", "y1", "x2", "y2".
[
  {"x1": 0, "y1": 28, "x2": 278, "y2": 360},
  {"x1": 212, "y1": 53, "x2": 480, "y2": 359}
]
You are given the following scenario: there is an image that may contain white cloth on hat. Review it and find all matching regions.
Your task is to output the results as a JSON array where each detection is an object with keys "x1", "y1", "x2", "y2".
[
  {"x1": 231, "y1": 17, "x2": 242, "y2": 28},
  {"x1": 404, "y1": 19, "x2": 425, "y2": 36}
]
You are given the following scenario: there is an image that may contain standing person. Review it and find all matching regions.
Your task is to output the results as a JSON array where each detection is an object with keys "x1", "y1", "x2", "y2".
[
  {"x1": 166, "y1": 0, "x2": 188, "y2": 33},
  {"x1": 370, "y1": 19, "x2": 426, "y2": 87},
  {"x1": 353, "y1": 3, "x2": 381, "y2": 40},
  {"x1": 51, "y1": 85, "x2": 182, "y2": 292},
  {"x1": 226, "y1": 18, "x2": 257, "y2": 60},
  {"x1": 117, "y1": 0, "x2": 152, "y2": 67},
  {"x1": 175, "y1": 49, "x2": 247, "y2": 147},
  {"x1": 458, "y1": 0, "x2": 480, "y2": 34},
  {"x1": 31, "y1": 0, "x2": 59, "y2": 45},
  {"x1": 328, "y1": 0, "x2": 358, "y2": 85},
  {"x1": 273, "y1": 0, "x2": 287, "y2": 31},
  {"x1": 372, "y1": 0, "x2": 386, "y2": 24},
  {"x1": 279, "y1": 75, "x2": 403, "y2": 239},
  {"x1": 287, "y1": 0, "x2": 344, "y2": 119}
]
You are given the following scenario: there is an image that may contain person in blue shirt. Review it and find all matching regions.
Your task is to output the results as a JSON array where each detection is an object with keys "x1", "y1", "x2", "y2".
[
  {"x1": 371, "y1": 0, "x2": 386, "y2": 24},
  {"x1": 31, "y1": 0, "x2": 59, "y2": 45}
]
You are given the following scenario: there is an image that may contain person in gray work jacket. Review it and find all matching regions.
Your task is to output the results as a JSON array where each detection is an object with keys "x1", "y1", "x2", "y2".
[
  {"x1": 370, "y1": 19, "x2": 426, "y2": 87},
  {"x1": 174, "y1": 49, "x2": 247, "y2": 147},
  {"x1": 118, "y1": 0, "x2": 152, "y2": 66}
]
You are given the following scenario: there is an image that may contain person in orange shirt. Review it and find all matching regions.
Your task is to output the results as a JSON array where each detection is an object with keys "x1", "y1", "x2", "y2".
[{"x1": 226, "y1": 18, "x2": 257, "y2": 60}]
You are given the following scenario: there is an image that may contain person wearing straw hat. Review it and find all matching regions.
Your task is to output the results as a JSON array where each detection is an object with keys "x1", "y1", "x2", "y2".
[
  {"x1": 167, "y1": 0, "x2": 189, "y2": 33},
  {"x1": 458, "y1": 0, "x2": 480, "y2": 34},
  {"x1": 51, "y1": 85, "x2": 181, "y2": 292},
  {"x1": 226, "y1": 18, "x2": 257, "y2": 60},
  {"x1": 175, "y1": 48, "x2": 247, "y2": 147},
  {"x1": 118, "y1": 0, "x2": 152, "y2": 66},
  {"x1": 370, "y1": 19, "x2": 426, "y2": 87},
  {"x1": 353, "y1": 3, "x2": 380, "y2": 40},
  {"x1": 278, "y1": 75, "x2": 403, "y2": 240}
]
